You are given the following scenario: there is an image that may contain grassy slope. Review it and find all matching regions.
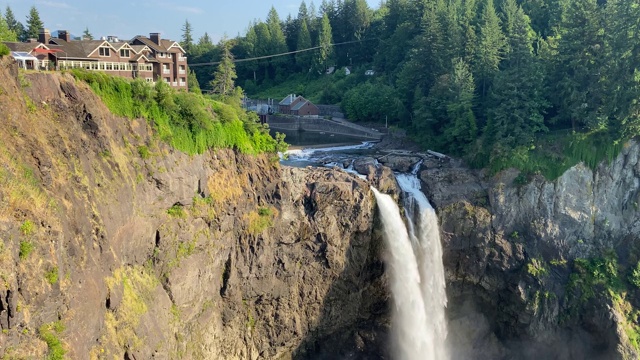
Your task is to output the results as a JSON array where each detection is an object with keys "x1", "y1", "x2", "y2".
[{"x1": 71, "y1": 70, "x2": 285, "y2": 156}]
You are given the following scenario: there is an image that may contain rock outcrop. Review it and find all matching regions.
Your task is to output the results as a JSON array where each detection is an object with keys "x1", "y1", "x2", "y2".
[
  {"x1": 421, "y1": 143, "x2": 640, "y2": 360},
  {"x1": 0, "y1": 58, "x2": 389, "y2": 359}
]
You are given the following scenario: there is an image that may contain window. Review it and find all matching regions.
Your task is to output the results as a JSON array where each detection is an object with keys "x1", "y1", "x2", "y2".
[
  {"x1": 179, "y1": 77, "x2": 186, "y2": 85},
  {"x1": 164, "y1": 77, "x2": 170, "y2": 83},
  {"x1": 99, "y1": 47, "x2": 110, "y2": 57},
  {"x1": 146, "y1": 77, "x2": 153, "y2": 83},
  {"x1": 106, "y1": 63, "x2": 113, "y2": 70},
  {"x1": 120, "y1": 49, "x2": 130, "y2": 57}
]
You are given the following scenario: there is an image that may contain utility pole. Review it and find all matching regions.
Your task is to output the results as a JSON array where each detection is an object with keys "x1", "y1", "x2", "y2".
[{"x1": 385, "y1": 115, "x2": 388, "y2": 129}]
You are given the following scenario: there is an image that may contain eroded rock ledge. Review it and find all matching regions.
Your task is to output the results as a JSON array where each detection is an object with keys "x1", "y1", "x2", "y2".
[{"x1": 0, "y1": 58, "x2": 389, "y2": 359}]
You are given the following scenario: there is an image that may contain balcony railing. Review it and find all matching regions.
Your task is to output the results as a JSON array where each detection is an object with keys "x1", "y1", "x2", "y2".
[
  {"x1": 163, "y1": 69, "x2": 170, "y2": 74},
  {"x1": 178, "y1": 69, "x2": 186, "y2": 74},
  {"x1": 172, "y1": 81, "x2": 178, "y2": 86}
]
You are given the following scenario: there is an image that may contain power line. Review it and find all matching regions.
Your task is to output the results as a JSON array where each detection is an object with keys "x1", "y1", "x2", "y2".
[{"x1": 188, "y1": 38, "x2": 377, "y2": 67}]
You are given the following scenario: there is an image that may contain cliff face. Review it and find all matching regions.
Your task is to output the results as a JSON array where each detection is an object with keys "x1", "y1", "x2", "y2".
[
  {"x1": 422, "y1": 143, "x2": 640, "y2": 359},
  {"x1": 4, "y1": 54, "x2": 640, "y2": 360},
  {"x1": 0, "y1": 59, "x2": 388, "y2": 359}
]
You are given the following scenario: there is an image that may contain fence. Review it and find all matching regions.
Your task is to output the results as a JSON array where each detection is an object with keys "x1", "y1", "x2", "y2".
[
  {"x1": 267, "y1": 115, "x2": 382, "y2": 139},
  {"x1": 317, "y1": 105, "x2": 344, "y2": 118}
]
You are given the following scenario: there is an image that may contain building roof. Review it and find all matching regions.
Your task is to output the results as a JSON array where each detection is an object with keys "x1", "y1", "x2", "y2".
[
  {"x1": 48, "y1": 38, "x2": 104, "y2": 59},
  {"x1": 10, "y1": 51, "x2": 38, "y2": 61},
  {"x1": 4, "y1": 42, "x2": 41, "y2": 52},
  {"x1": 279, "y1": 94, "x2": 297, "y2": 106},
  {"x1": 131, "y1": 36, "x2": 184, "y2": 53},
  {"x1": 130, "y1": 45, "x2": 150, "y2": 54},
  {"x1": 291, "y1": 101, "x2": 309, "y2": 111}
]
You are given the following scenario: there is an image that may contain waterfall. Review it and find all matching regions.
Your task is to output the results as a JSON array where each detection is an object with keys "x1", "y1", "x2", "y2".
[{"x1": 372, "y1": 164, "x2": 448, "y2": 360}]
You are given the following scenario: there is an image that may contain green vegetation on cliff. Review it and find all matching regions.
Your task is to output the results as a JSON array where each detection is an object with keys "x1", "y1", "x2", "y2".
[
  {"x1": 70, "y1": 70, "x2": 287, "y2": 156},
  {"x1": 565, "y1": 252, "x2": 640, "y2": 350}
]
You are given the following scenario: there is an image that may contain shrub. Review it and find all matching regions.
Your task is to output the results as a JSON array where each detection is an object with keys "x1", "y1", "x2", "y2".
[
  {"x1": 45, "y1": 266, "x2": 59, "y2": 285},
  {"x1": 20, "y1": 220, "x2": 35, "y2": 235},
  {"x1": 247, "y1": 207, "x2": 276, "y2": 235},
  {"x1": 19, "y1": 240, "x2": 34, "y2": 260},
  {"x1": 0, "y1": 43, "x2": 9, "y2": 57},
  {"x1": 630, "y1": 261, "x2": 640, "y2": 289},
  {"x1": 39, "y1": 321, "x2": 66, "y2": 360},
  {"x1": 137, "y1": 145, "x2": 150, "y2": 159},
  {"x1": 167, "y1": 204, "x2": 185, "y2": 218}
]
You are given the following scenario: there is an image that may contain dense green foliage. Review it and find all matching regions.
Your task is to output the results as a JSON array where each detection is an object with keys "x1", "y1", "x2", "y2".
[
  {"x1": 0, "y1": 8, "x2": 17, "y2": 42},
  {"x1": 181, "y1": 0, "x2": 640, "y2": 178},
  {"x1": 71, "y1": 70, "x2": 287, "y2": 155},
  {"x1": 565, "y1": 252, "x2": 640, "y2": 349}
]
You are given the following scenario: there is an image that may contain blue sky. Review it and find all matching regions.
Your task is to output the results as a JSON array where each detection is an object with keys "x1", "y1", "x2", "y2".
[{"x1": 2, "y1": 0, "x2": 380, "y2": 43}]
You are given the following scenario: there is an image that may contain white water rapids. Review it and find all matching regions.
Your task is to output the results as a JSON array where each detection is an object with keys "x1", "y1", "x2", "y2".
[{"x1": 372, "y1": 163, "x2": 448, "y2": 360}]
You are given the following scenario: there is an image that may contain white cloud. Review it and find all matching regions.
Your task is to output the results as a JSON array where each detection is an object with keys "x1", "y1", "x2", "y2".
[{"x1": 37, "y1": 1, "x2": 73, "y2": 9}]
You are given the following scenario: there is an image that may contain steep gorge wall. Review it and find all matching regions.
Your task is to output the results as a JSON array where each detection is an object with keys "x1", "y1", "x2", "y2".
[
  {"x1": 0, "y1": 59, "x2": 388, "y2": 359},
  {"x1": 422, "y1": 144, "x2": 640, "y2": 359}
]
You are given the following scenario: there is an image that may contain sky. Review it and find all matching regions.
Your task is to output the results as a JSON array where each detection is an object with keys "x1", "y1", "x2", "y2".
[{"x1": 2, "y1": 0, "x2": 380, "y2": 43}]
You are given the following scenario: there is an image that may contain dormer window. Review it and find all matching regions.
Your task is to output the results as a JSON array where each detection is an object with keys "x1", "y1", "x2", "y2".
[
  {"x1": 120, "y1": 49, "x2": 130, "y2": 57},
  {"x1": 99, "y1": 47, "x2": 110, "y2": 57}
]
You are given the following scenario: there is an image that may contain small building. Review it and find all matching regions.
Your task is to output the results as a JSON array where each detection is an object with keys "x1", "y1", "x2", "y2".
[
  {"x1": 4, "y1": 41, "x2": 52, "y2": 69},
  {"x1": 291, "y1": 99, "x2": 320, "y2": 117},
  {"x1": 10, "y1": 51, "x2": 39, "y2": 70},
  {"x1": 279, "y1": 94, "x2": 298, "y2": 114},
  {"x1": 365, "y1": 69, "x2": 375, "y2": 76},
  {"x1": 279, "y1": 94, "x2": 320, "y2": 116}
]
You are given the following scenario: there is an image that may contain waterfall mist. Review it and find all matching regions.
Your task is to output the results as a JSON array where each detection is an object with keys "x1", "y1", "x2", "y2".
[{"x1": 372, "y1": 168, "x2": 448, "y2": 360}]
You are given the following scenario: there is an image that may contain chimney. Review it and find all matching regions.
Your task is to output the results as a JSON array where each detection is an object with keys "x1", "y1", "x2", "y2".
[
  {"x1": 58, "y1": 30, "x2": 71, "y2": 42},
  {"x1": 38, "y1": 28, "x2": 51, "y2": 44},
  {"x1": 150, "y1": 32, "x2": 160, "y2": 45}
]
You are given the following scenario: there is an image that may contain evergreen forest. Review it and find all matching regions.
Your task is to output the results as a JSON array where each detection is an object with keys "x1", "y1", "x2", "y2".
[{"x1": 182, "y1": 0, "x2": 640, "y2": 177}]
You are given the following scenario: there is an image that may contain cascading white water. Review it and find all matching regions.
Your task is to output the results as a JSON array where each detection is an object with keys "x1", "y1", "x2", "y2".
[{"x1": 372, "y1": 162, "x2": 448, "y2": 360}]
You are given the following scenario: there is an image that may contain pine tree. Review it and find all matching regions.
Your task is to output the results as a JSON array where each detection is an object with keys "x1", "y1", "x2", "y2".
[
  {"x1": 83, "y1": 27, "x2": 93, "y2": 40},
  {"x1": 181, "y1": 20, "x2": 194, "y2": 55},
  {"x1": 266, "y1": 7, "x2": 288, "y2": 71},
  {"x1": 25, "y1": 6, "x2": 43, "y2": 40},
  {"x1": 266, "y1": 8, "x2": 287, "y2": 54},
  {"x1": 187, "y1": 70, "x2": 201, "y2": 94},
  {"x1": 313, "y1": 13, "x2": 334, "y2": 73},
  {"x1": 209, "y1": 39, "x2": 237, "y2": 96},
  {"x1": 554, "y1": 0, "x2": 605, "y2": 131},
  {"x1": 474, "y1": 0, "x2": 507, "y2": 98},
  {"x1": 443, "y1": 58, "x2": 478, "y2": 154},
  {"x1": 296, "y1": 19, "x2": 313, "y2": 71},
  {"x1": 486, "y1": 5, "x2": 548, "y2": 149},
  {"x1": 4, "y1": 6, "x2": 22, "y2": 41},
  {"x1": 600, "y1": 0, "x2": 640, "y2": 139}
]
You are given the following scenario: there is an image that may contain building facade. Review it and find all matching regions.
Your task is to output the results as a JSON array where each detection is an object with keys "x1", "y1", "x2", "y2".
[
  {"x1": 3, "y1": 29, "x2": 187, "y2": 90},
  {"x1": 278, "y1": 94, "x2": 320, "y2": 117}
]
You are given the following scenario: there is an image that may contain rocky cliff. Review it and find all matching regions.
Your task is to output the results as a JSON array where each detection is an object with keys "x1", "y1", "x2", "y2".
[
  {"x1": 3, "y1": 54, "x2": 640, "y2": 360},
  {"x1": 422, "y1": 144, "x2": 640, "y2": 359},
  {"x1": 0, "y1": 58, "x2": 388, "y2": 359}
]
